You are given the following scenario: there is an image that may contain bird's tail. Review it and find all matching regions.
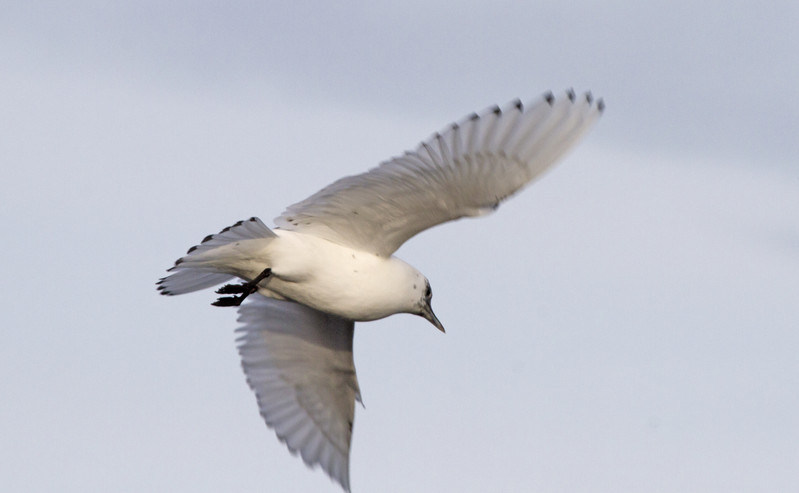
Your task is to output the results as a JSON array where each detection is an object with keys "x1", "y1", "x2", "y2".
[{"x1": 157, "y1": 217, "x2": 277, "y2": 296}]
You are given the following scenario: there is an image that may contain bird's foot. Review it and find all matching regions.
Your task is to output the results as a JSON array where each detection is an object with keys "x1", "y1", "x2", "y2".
[
  {"x1": 212, "y1": 268, "x2": 272, "y2": 307},
  {"x1": 215, "y1": 283, "x2": 250, "y2": 294}
]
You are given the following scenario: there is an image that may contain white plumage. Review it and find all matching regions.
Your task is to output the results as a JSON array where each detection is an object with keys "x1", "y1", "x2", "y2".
[{"x1": 158, "y1": 90, "x2": 603, "y2": 491}]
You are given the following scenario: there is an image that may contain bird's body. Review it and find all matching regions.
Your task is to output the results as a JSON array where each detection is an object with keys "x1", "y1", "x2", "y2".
[
  {"x1": 158, "y1": 90, "x2": 603, "y2": 492},
  {"x1": 268, "y1": 231, "x2": 427, "y2": 320},
  {"x1": 178, "y1": 228, "x2": 427, "y2": 321}
]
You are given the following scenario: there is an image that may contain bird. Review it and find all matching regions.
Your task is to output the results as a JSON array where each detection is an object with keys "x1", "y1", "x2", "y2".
[{"x1": 157, "y1": 89, "x2": 603, "y2": 491}]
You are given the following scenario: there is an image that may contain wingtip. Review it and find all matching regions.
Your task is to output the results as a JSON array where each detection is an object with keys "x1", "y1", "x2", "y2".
[
  {"x1": 566, "y1": 88, "x2": 576, "y2": 102},
  {"x1": 156, "y1": 282, "x2": 174, "y2": 296}
]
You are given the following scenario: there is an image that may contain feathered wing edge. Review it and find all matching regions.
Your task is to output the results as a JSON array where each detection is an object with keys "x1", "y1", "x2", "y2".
[
  {"x1": 236, "y1": 294, "x2": 361, "y2": 492},
  {"x1": 274, "y1": 90, "x2": 603, "y2": 256}
]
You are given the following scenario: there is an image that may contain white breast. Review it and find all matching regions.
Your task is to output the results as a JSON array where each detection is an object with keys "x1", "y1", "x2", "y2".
[{"x1": 261, "y1": 230, "x2": 423, "y2": 321}]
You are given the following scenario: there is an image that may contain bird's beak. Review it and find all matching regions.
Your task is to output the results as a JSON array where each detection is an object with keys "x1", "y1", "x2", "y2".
[{"x1": 420, "y1": 302, "x2": 445, "y2": 333}]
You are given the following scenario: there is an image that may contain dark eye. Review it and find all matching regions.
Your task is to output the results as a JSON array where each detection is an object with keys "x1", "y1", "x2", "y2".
[{"x1": 424, "y1": 284, "x2": 432, "y2": 300}]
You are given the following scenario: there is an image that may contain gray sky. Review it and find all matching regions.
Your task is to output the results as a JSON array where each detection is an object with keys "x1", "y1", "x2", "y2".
[{"x1": 2, "y1": 2, "x2": 797, "y2": 492}]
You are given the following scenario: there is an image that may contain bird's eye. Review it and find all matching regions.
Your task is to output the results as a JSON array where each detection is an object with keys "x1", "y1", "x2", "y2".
[{"x1": 424, "y1": 284, "x2": 432, "y2": 300}]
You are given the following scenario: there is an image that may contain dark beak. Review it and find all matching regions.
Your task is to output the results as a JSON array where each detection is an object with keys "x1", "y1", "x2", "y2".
[{"x1": 420, "y1": 302, "x2": 445, "y2": 333}]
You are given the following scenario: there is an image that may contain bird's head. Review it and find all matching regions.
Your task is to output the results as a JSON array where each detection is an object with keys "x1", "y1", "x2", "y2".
[
  {"x1": 415, "y1": 278, "x2": 445, "y2": 333},
  {"x1": 388, "y1": 258, "x2": 445, "y2": 333}
]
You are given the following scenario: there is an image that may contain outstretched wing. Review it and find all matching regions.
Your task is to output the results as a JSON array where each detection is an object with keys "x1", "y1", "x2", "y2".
[
  {"x1": 275, "y1": 90, "x2": 604, "y2": 257},
  {"x1": 236, "y1": 294, "x2": 361, "y2": 492}
]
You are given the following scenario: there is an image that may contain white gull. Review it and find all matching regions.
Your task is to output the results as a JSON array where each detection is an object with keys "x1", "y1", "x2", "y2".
[{"x1": 157, "y1": 89, "x2": 604, "y2": 491}]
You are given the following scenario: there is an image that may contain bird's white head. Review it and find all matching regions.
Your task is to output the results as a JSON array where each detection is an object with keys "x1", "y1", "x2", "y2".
[
  {"x1": 386, "y1": 258, "x2": 445, "y2": 333},
  {"x1": 416, "y1": 277, "x2": 445, "y2": 333}
]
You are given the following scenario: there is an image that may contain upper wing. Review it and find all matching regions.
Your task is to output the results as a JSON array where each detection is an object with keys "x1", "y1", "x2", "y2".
[
  {"x1": 275, "y1": 90, "x2": 604, "y2": 257},
  {"x1": 236, "y1": 294, "x2": 361, "y2": 492}
]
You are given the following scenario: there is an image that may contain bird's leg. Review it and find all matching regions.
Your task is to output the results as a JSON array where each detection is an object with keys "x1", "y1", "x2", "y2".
[{"x1": 212, "y1": 268, "x2": 272, "y2": 307}]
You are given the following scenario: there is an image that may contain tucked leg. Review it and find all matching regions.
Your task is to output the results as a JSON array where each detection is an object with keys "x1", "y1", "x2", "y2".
[{"x1": 212, "y1": 268, "x2": 272, "y2": 307}]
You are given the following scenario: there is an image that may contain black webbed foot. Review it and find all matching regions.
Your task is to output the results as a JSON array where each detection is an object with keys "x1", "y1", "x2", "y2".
[
  {"x1": 212, "y1": 268, "x2": 272, "y2": 307},
  {"x1": 211, "y1": 296, "x2": 246, "y2": 307},
  {"x1": 216, "y1": 283, "x2": 249, "y2": 294}
]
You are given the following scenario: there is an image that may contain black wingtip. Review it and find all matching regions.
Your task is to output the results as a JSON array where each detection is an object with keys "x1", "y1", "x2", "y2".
[
  {"x1": 597, "y1": 98, "x2": 605, "y2": 113},
  {"x1": 585, "y1": 91, "x2": 593, "y2": 104},
  {"x1": 543, "y1": 91, "x2": 555, "y2": 105},
  {"x1": 156, "y1": 283, "x2": 173, "y2": 296},
  {"x1": 566, "y1": 88, "x2": 576, "y2": 102}
]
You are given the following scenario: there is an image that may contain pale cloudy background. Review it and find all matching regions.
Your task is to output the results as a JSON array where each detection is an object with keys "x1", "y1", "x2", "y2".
[{"x1": 2, "y1": 2, "x2": 797, "y2": 492}]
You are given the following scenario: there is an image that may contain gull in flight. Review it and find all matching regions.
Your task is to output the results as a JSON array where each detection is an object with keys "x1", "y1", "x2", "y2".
[{"x1": 157, "y1": 89, "x2": 603, "y2": 491}]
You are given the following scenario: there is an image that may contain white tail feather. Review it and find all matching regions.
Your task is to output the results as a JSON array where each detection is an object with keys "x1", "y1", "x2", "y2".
[{"x1": 157, "y1": 217, "x2": 276, "y2": 296}]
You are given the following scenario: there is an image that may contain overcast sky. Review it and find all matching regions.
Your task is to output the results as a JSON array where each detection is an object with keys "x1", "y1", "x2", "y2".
[{"x1": 2, "y1": 2, "x2": 797, "y2": 492}]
